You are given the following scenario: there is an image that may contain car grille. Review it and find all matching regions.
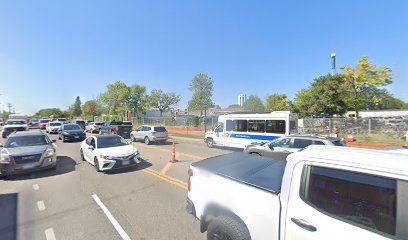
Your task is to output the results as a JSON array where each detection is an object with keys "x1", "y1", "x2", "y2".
[{"x1": 12, "y1": 154, "x2": 42, "y2": 164}]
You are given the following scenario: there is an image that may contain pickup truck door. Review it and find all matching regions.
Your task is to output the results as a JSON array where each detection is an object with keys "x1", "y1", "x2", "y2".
[
  {"x1": 284, "y1": 162, "x2": 398, "y2": 240},
  {"x1": 212, "y1": 124, "x2": 225, "y2": 145}
]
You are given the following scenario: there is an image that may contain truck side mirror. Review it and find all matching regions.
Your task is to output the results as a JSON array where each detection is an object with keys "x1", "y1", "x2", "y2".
[{"x1": 269, "y1": 144, "x2": 274, "y2": 150}]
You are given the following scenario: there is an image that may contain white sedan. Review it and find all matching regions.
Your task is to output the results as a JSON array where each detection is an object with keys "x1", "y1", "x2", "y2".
[{"x1": 80, "y1": 135, "x2": 141, "y2": 172}]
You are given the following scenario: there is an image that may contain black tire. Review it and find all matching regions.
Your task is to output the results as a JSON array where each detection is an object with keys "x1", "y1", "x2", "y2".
[
  {"x1": 144, "y1": 136, "x2": 150, "y2": 145},
  {"x1": 130, "y1": 134, "x2": 136, "y2": 142},
  {"x1": 207, "y1": 216, "x2": 251, "y2": 240},
  {"x1": 80, "y1": 149, "x2": 86, "y2": 161},
  {"x1": 58, "y1": 134, "x2": 61, "y2": 140},
  {"x1": 206, "y1": 138, "x2": 214, "y2": 148},
  {"x1": 158, "y1": 140, "x2": 166, "y2": 144},
  {"x1": 94, "y1": 157, "x2": 101, "y2": 172}
]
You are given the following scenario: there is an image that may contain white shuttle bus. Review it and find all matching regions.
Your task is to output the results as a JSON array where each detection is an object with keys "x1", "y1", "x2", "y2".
[{"x1": 204, "y1": 111, "x2": 298, "y2": 148}]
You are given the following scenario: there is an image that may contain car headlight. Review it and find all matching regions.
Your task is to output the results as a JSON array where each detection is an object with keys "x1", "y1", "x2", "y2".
[
  {"x1": 99, "y1": 155, "x2": 111, "y2": 160},
  {"x1": 0, "y1": 149, "x2": 10, "y2": 163},
  {"x1": 44, "y1": 148, "x2": 55, "y2": 158}
]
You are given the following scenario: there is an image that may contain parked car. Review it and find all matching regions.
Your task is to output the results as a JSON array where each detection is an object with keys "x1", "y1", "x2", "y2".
[
  {"x1": 85, "y1": 122, "x2": 104, "y2": 133},
  {"x1": 243, "y1": 135, "x2": 345, "y2": 160},
  {"x1": 0, "y1": 131, "x2": 57, "y2": 176},
  {"x1": 70, "y1": 120, "x2": 86, "y2": 130},
  {"x1": 1, "y1": 119, "x2": 29, "y2": 138},
  {"x1": 45, "y1": 121, "x2": 62, "y2": 134},
  {"x1": 30, "y1": 119, "x2": 39, "y2": 128},
  {"x1": 130, "y1": 125, "x2": 168, "y2": 145},
  {"x1": 187, "y1": 147, "x2": 408, "y2": 240},
  {"x1": 58, "y1": 124, "x2": 86, "y2": 142},
  {"x1": 80, "y1": 135, "x2": 141, "y2": 172},
  {"x1": 39, "y1": 119, "x2": 50, "y2": 129},
  {"x1": 99, "y1": 121, "x2": 133, "y2": 139}
]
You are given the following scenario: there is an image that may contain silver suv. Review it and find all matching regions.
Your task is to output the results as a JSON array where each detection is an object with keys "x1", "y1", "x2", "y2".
[
  {"x1": 243, "y1": 135, "x2": 345, "y2": 160},
  {"x1": 0, "y1": 131, "x2": 57, "y2": 176},
  {"x1": 130, "y1": 125, "x2": 168, "y2": 145}
]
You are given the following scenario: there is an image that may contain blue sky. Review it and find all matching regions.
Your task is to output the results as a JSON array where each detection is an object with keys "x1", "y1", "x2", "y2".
[{"x1": 0, "y1": 0, "x2": 407, "y2": 115}]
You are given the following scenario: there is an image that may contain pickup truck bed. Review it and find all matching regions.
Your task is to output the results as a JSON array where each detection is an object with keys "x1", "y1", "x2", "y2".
[{"x1": 192, "y1": 152, "x2": 286, "y2": 193}]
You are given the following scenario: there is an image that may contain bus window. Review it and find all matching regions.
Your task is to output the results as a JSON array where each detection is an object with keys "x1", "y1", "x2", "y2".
[
  {"x1": 233, "y1": 120, "x2": 247, "y2": 132},
  {"x1": 248, "y1": 120, "x2": 265, "y2": 133},
  {"x1": 266, "y1": 120, "x2": 286, "y2": 134},
  {"x1": 226, "y1": 120, "x2": 233, "y2": 131}
]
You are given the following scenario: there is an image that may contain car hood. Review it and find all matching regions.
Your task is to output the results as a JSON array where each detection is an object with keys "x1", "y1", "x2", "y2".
[
  {"x1": 96, "y1": 145, "x2": 137, "y2": 157},
  {"x1": 3, "y1": 124, "x2": 28, "y2": 129},
  {"x1": 6, "y1": 145, "x2": 49, "y2": 155},
  {"x1": 63, "y1": 130, "x2": 84, "y2": 134}
]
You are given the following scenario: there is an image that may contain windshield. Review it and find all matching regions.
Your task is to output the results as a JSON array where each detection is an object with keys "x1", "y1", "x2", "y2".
[
  {"x1": 97, "y1": 136, "x2": 128, "y2": 148},
  {"x1": 75, "y1": 121, "x2": 85, "y2": 125},
  {"x1": 6, "y1": 121, "x2": 26, "y2": 125},
  {"x1": 39, "y1": 120, "x2": 50, "y2": 123},
  {"x1": 64, "y1": 125, "x2": 82, "y2": 130},
  {"x1": 122, "y1": 122, "x2": 132, "y2": 126},
  {"x1": 110, "y1": 121, "x2": 122, "y2": 126},
  {"x1": 50, "y1": 122, "x2": 61, "y2": 126},
  {"x1": 5, "y1": 135, "x2": 49, "y2": 148}
]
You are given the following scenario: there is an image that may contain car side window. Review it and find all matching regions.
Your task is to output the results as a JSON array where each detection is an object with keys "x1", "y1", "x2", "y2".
[
  {"x1": 302, "y1": 166, "x2": 397, "y2": 237},
  {"x1": 292, "y1": 139, "x2": 313, "y2": 148},
  {"x1": 90, "y1": 138, "x2": 95, "y2": 147},
  {"x1": 86, "y1": 137, "x2": 93, "y2": 145},
  {"x1": 272, "y1": 138, "x2": 291, "y2": 148},
  {"x1": 146, "y1": 127, "x2": 151, "y2": 131},
  {"x1": 313, "y1": 140, "x2": 325, "y2": 145}
]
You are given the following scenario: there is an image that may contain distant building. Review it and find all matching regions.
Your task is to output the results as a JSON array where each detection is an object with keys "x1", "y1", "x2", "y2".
[{"x1": 238, "y1": 94, "x2": 246, "y2": 107}]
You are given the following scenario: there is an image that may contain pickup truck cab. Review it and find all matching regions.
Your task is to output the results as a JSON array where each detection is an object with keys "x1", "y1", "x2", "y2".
[
  {"x1": 187, "y1": 146, "x2": 408, "y2": 240},
  {"x1": 99, "y1": 121, "x2": 133, "y2": 139}
]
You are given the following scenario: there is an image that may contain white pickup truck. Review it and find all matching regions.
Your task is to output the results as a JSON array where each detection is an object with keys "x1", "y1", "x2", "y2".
[{"x1": 186, "y1": 146, "x2": 408, "y2": 240}]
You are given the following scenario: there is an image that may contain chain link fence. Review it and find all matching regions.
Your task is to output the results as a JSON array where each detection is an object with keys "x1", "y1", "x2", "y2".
[{"x1": 300, "y1": 117, "x2": 408, "y2": 139}]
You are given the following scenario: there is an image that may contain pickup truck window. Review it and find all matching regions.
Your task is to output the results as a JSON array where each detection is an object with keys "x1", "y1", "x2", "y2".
[{"x1": 303, "y1": 166, "x2": 396, "y2": 236}]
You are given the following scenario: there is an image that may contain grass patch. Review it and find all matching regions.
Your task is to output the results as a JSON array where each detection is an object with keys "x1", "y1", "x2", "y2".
[{"x1": 354, "y1": 134, "x2": 405, "y2": 144}]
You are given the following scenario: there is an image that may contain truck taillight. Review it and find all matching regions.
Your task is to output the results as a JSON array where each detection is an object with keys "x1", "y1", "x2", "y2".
[
  {"x1": 188, "y1": 168, "x2": 193, "y2": 192},
  {"x1": 151, "y1": 131, "x2": 157, "y2": 135}
]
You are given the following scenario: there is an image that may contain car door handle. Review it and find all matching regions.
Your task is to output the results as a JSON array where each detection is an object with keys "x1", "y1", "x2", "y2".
[{"x1": 291, "y1": 218, "x2": 317, "y2": 232}]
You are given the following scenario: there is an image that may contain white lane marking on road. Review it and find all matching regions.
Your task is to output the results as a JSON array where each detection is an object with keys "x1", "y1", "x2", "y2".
[
  {"x1": 92, "y1": 194, "x2": 131, "y2": 240},
  {"x1": 33, "y1": 184, "x2": 40, "y2": 190},
  {"x1": 37, "y1": 200, "x2": 46, "y2": 211},
  {"x1": 45, "y1": 228, "x2": 56, "y2": 240}
]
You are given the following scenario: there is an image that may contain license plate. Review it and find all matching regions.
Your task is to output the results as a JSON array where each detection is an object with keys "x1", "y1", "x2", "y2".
[
  {"x1": 122, "y1": 160, "x2": 129, "y2": 165},
  {"x1": 22, "y1": 163, "x2": 36, "y2": 170},
  {"x1": 74, "y1": 136, "x2": 79, "y2": 138}
]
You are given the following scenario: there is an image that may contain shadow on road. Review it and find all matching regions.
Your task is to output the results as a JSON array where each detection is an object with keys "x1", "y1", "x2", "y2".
[
  {"x1": 3, "y1": 156, "x2": 77, "y2": 181},
  {"x1": 0, "y1": 193, "x2": 17, "y2": 240},
  {"x1": 105, "y1": 158, "x2": 152, "y2": 175}
]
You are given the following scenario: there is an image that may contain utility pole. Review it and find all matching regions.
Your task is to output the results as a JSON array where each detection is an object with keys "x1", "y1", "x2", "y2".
[{"x1": 7, "y1": 103, "x2": 12, "y2": 113}]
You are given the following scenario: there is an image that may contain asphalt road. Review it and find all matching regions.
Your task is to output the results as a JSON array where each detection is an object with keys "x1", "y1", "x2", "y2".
[{"x1": 0, "y1": 131, "x2": 237, "y2": 240}]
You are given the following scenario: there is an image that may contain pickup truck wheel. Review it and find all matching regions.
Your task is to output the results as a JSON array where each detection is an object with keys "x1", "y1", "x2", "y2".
[
  {"x1": 144, "y1": 137, "x2": 150, "y2": 145},
  {"x1": 207, "y1": 216, "x2": 251, "y2": 240},
  {"x1": 206, "y1": 138, "x2": 214, "y2": 148}
]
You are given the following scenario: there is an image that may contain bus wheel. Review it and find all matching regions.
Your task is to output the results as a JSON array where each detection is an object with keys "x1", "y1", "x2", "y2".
[{"x1": 206, "y1": 138, "x2": 214, "y2": 148}]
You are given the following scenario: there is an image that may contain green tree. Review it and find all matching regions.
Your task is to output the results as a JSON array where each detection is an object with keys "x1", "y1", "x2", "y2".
[
  {"x1": 99, "y1": 81, "x2": 130, "y2": 116},
  {"x1": 243, "y1": 95, "x2": 265, "y2": 112},
  {"x1": 35, "y1": 108, "x2": 63, "y2": 118},
  {"x1": 187, "y1": 73, "x2": 214, "y2": 116},
  {"x1": 82, "y1": 100, "x2": 103, "y2": 120},
  {"x1": 378, "y1": 95, "x2": 408, "y2": 109},
  {"x1": 341, "y1": 56, "x2": 392, "y2": 117},
  {"x1": 293, "y1": 74, "x2": 347, "y2": 118},
  {"x1": 149, "y1": 89, "x2": 181, "y2": 117},
  {"x1": 265, "y1": 94, "x2": 291, "y2": 112},
  {"x1": 71, "y1": 96, "x2": 82, "y2": 117},
  {"x1": 127, "y1": 84, "x2": 148, "y2": 115},
  {"x1": 227, "y1": 104, "x2": 240, "y2": 108}
]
